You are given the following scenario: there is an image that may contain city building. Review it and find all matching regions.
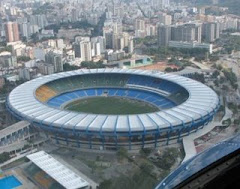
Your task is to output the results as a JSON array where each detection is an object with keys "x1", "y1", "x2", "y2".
[
  {"x1": 157, "y1": 25, "x2": 172, "y2": 47},
  {"x1": 128, "y1": 37, "x2": 134, "y2": 53},
  {"x1": 19, "y1": 68, "x2": 31, "y2": 81},
  {"x1": 80, "y1": 41, "x2": 92, "y2": 62},
  {"x1": 0, "y1": 52, "x2": 17, "y2": 68},
  {"x1": 159, "y1": 13, "x2": 172, "y2": 25},
  {"x1": 91, "y1": 36, "x2": 106, "y2": 55},
  {"x1": 5, "y1": 22, "x2": 20, "y2": 42},
  {"x1": 29, "y1": 14, "x2": 48, "y2": 29},
  {"x1": 73, "y1": 43, "x2": 81, "y2": 58},
  {"x1": 169, "y1": 41, "x2": 213, "y2": 54},
  {"x1": 202, "y1": 22, "x2": 220, "y2": 42},
  {"x1": 45, "y1": 51, "x2": 63, "y2": 73},
  {"x1": 171, "y1": 23, "x2": 202, "y2": 43},
  {"x1": 37, "y1": 62, "x2": 54, "y2": 75},
  {"x1": 106, "y1": 50, "x2": 125, "y2": 61}
]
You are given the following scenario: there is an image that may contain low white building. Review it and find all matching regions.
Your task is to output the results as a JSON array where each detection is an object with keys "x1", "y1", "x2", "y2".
[{"x1": 169, "y1": 41, "x2": 213, "y2": 54}]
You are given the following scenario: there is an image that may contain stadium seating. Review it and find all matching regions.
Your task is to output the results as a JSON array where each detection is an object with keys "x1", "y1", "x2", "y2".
[
  {"x1": 25, "y1": 163, "x2": 64, "y2": 189},
  {"x1": 37, "y1": 73, "x2": 186, "y2": 108},
  {"x1": 35, "y1": 85, "x2": 57, "y2": 102},
  {"x1": 127, "y1": 75, "x2": 182, "y2": 93},
  {"x1": 44, "y1": 74, "x2": 129, "y2": 94},
  {"x1": 47, "y1": 88, "x2": 176, "y2": 110}
]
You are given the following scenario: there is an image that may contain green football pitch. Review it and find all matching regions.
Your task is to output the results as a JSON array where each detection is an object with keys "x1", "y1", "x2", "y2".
[{"x1": 64, "y1": 97, "x2": 159, "y2": 115}]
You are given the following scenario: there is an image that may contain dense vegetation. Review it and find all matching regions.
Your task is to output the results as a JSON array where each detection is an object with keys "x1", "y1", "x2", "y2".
[
  {"x1": 99, "y1": 147, "x2": 182, "y2": 189},
  {"x1": 192, "y1": 0, "x2": 240, "y2": 15},
  {"x1": 221, "y1": 35, "x2": 240, "y2": 54},
  {"x1": 17, "y1": 56, "x2": 31, "y2": 62},
  {"x1": 142, "y1": 47, "x2": 208, "y2": 61},
  {"x1": 63, "y1": 63, "x2": 80, "y2": 71},
  {"x1": 45, "y1": 21, "x2": 93, "y2": 33},
  {"x1": 63, "y1": 61, "x2": 105, "y2": 71},
  {"x1": 33, "y1": 3, "x2": 54, "y2": 15},
  {"x1": 0, "y1": 152, "x2": 10, "y2": 164},
  {"x1": 81, "y1": 61, "x2": 105, "y2": 69},
  {"x1": 0, "y1": 45, "x2": 12, "y2": 53},
  {"x1": 219, "y1": 0, "x2": 240, "y2": 15}
]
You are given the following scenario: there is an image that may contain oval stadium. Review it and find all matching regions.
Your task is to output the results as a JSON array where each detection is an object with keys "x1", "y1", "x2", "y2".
[{"x1": 6, "y1": 69, "x2": 220, "y2": 150}]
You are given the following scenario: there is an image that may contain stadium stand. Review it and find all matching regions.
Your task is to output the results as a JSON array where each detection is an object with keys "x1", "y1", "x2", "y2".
[
  {"x1": 24, "y1": 163, "x2": 64, "y2": 189},
  {"x1": 35, "y1": 85, "x2": 57, "y2": 102},
  {"x1": 47, "y1": 88, "x2": 176, "y2": 110},
  {"x1": 37, "y1": 73, "x2": 187, "y2": 106}
]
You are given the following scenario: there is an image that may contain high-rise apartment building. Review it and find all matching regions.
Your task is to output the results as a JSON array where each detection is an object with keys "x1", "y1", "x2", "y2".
[
  {"x1": 5, "y1": 22, "x2": 20, "y2": 42},
  {"x1": 45, "y1": 51, "x2": 63, "y2": 73},
  {"x1": 159, "y1": 14, "x2": 172, "y2": 25},
  {"x1": 135, "y1": 19, "x2": 145, "y2": 31},
  {"x1": 171, "y1": 23, "x2": 202, "y2": 43},
  {"x1": 80, "y1": 41, "x2": 92, "y2": 62},
  {"x1": 157, "y1": 25, "x2": 171, "y2": 47},
  {"x1": 202, "y1": 22, "x2": 219, "y2": 43}
]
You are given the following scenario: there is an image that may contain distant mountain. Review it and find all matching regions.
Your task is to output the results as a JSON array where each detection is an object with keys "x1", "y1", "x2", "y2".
[
  {"x1": 186, "y1": 0, "x2": 240, "y2": 15},
  {"x1": 219, "y1": 0, "x2": 240, "y2": 15}
]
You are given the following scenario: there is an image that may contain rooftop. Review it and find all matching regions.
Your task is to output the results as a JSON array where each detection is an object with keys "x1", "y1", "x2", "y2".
[
  {"x1": 27, "y1": 151, "x2": 89, "y2": 189},
  {"x1": 0, "y1": 121, "x2": 30, "y2": 138}
]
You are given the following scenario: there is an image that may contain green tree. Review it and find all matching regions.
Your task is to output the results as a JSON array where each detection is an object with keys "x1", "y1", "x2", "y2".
[
  {"x1": 81, "y1": 61, "x2": 105, "y2": 69},
  {"x1": 63, "y1": 63, "x2": 80, "y2": 71},
  {"x1": 17, "y1": 56, "x2": 31, "y2": 62},
  {"x1": 0, "y1": 152, "x2": 10, "y2": 163},
  {"x1": 99, "y1": 179, "x2": 113, "y2": 189},
  {"x1": 165, "y1": 67, "x2": 173, "y2": 72},
  {"x1": 116, "y1": 147, "x2": 128, "y2": 160}
]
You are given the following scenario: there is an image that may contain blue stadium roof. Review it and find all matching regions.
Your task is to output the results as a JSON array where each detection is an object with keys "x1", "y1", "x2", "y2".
[{"x1": 155, "y1": 134, "x2": 240, "y2": 189}]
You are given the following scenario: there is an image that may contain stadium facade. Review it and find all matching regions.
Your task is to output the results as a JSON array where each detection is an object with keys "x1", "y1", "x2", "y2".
[{"x1": 7, "y1": 69, "x2": 220, "y2": 150}]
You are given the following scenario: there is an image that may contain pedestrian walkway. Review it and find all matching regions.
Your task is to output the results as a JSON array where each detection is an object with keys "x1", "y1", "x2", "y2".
[{"x1": 182, "y1": 107, "x2": 233, "y2": 163}]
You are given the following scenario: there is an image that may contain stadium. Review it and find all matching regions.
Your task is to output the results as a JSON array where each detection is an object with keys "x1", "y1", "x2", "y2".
[{"x1": 6, "y1": 68, "x2": 219, "y2": 150}]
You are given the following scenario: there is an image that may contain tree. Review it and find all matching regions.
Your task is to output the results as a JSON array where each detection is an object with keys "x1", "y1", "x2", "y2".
[
  {"x1": 140, "y1": 148, "x2": 153, "y2": 157},
  {"x1": 234, "y1": 119, "x2": 240, "y2": 125},
  {"x1": 214, "y1": 79, "x2": 219, "y2": 87},
  {"x1": 216, "y1": 64, "x2": 223, "y2": 71},
  {"x1": 209, "y1": 55, "x2": 220, "y2": 62},
  {"x1": 223, "y1": 69, "x2": 238, "y2": 88},
  {"x1": 140, "y1": 162, "x2": 154, "y2": 175},
  {"x1": 222, "y1": 85, "x2": 229, "y2": 91},
  {"x1": 212, "y1": 70, "x2": 220, "y2": 78},
  {"x1": 165, "y1": 67, "x2": 173, "y2": 72},
  {"x1": 99, "y1": 179, "x2": 112, "y2": 189},
  {"x1": 116, "y1": 147, "x2": 128, "y2": 160},
  {"x1": 191, "y1": 73, "x2": 205, "y2": 83},
  {"x1": 218, "y1": 105, "x2": 225, "y2": 112},
  {"x1": 81, "y1": 61, "x2": 105, "y2": 69},
  {"x1": 155, "y1": 148, "x2": 178, "y2": 170},
  {"x1": 0, "y1": 45, "x2": 12, "y2": 53},
  {"x1": 17, "y1": 56, "x2": 31, "y2": 62},
  {"x1": 63, "y1": 63, "x2": 80, "y2": 71},
  {"x1": 0, "y1": 152, "x2": 10, "y2": 163}
]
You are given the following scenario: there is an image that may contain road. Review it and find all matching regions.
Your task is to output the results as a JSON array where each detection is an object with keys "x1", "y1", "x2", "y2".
[{"x1": 189, "y1": 58, "x2": 211, "y2": 70}]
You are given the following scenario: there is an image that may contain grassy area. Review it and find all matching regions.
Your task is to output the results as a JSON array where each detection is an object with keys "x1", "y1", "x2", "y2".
[
  {"x1": 100, "y1": 171, "x2": 158, "y2": 189},
  {"x1": 65, "y1": 97, "x2": 159, "y2": 115},
  {"x1": 1, "y1": 157, "x2": 29, "y2": 170}
]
